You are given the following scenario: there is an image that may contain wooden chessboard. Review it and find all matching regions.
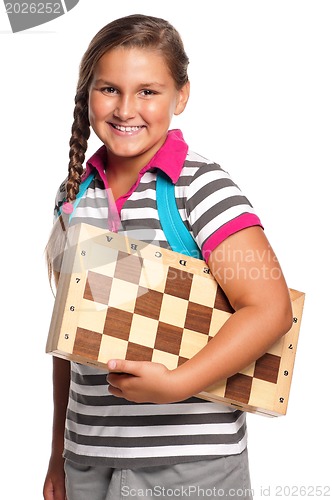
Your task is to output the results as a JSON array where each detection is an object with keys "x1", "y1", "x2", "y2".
[{"x1": 46, "y1": 223, "x2": 304, "y2": 416}]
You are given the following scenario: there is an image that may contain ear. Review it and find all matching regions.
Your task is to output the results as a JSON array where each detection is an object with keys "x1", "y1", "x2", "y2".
[{"x1": 174, "y1": 81, "x2": 190, "y2": 116}]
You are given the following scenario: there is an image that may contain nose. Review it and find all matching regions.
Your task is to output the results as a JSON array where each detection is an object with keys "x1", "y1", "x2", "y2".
[{"x1": 113, "y1": 95, "x2": 136, "y2": 121}]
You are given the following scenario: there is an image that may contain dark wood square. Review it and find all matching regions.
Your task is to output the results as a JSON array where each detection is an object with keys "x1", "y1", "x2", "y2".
[
  {"x1": 134, "y1": 287, "x2": 163, "y2": 320},
  {"x1": 83, "y1": 271, "x2": 113, "y2": 305},
  {"x1": 184, "y1": 302, "x2": 213, "y2": 335},
  {"x1": 225, "y1": 373, "x2": 253, "y2": 404},
  {"x1": 177, "y1": 356, "x2": 189, "y2": 367},
  {"x1": 73, "y1": 327, "x2": 101, "y2": 360},
  {"x1": 114, "y1": 251, "x2": 143, "y2": 285},
  {"x1": 214, "y1": 287, "x2": 234, "y2": 313},
  {"x1": 154, "y1": 321, "x2": 184, "y2": 356},
  {"x1": 126, "y1": 342, "x2": 153, "y2": 362},
  {"x1": 103, "y1": 307, "x2": 133, "y2": 341},
  {"x1": 254, "y1": 353, "x2": 281, "y2": 384},
  {"x1": 164, "y1": 267, "x2": 193, "y2": 300}
]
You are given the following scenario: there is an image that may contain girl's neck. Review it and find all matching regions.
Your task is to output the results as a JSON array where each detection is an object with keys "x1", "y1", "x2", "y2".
[
  {"x1": 105, "y1": 155, "x2": 145, "y2": 200},
  {"x1": 104, "y1": 140, "x2": 164, "y2": 199}
]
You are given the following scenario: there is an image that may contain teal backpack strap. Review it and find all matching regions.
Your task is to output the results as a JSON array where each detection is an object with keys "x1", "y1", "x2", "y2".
[
  {"x1": 58, "y1": 172, "x2": 96, "y2": 222},
  {"x1": 156, "y1": 171, "x2": 203, "y2": 259}
]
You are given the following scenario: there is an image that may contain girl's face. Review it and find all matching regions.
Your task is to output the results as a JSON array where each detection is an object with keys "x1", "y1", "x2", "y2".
[{"x1": 88, "y1": 47, "x2": 189, "y2": 170}]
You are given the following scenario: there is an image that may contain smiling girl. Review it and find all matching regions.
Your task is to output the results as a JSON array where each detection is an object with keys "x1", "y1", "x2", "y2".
[{"x1": 43, "y1": 14, "x2": 292, "y2": 500}]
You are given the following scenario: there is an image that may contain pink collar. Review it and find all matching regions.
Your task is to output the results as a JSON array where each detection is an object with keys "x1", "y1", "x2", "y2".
[{"x1": 85, "y1": 129, "x2": 188, "y2": 185}]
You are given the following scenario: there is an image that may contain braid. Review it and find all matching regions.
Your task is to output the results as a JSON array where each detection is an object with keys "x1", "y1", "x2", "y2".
[
  {"x1": 66, "y1": 91, "x2": 91, "y2": 202},
  {"x1": 45, "y1": 91, "x2": 90, "y2": 289}
]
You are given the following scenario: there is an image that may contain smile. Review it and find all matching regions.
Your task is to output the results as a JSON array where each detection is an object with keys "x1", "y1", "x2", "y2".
[{"x1": 110, "y1": 123, "x2": 145, "y2": 133}]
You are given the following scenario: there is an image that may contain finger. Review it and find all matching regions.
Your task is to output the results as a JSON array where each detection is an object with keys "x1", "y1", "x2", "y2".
[
  {"x1": 106, "y1": 372, "x2": 125, "y2": 386},
  {"x1": 108, "y1": 383, "x2": 123, "y2": 398},
  {"x1": 107, "y1": 359, "x2": 141, "y2": 375}
]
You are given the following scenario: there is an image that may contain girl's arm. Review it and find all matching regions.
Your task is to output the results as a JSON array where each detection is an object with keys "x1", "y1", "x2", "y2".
[
  {"x1": 107, "y1": 226, "x2": 293, "y2": 403},
  {"x1": 43, "y1": 356, "x2": 70, "y2": 500}
]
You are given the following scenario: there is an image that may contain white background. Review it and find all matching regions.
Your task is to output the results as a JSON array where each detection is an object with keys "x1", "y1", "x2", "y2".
[{"x1": 0, "y1": 1, "x2": 331, "y2": 498}]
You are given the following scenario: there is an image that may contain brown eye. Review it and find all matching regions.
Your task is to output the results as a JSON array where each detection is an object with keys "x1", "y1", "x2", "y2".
[
  {"x1": 140, "y1": 89, "x2": 156, "y2": 96},
  {"x1": 101, "y1": 87, "x2": 118, "y2": 94}
]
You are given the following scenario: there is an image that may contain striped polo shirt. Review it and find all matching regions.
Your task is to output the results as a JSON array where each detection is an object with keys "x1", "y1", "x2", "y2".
[{"x1": 55, "y1": 129, "x2": 262, "y2": 468}]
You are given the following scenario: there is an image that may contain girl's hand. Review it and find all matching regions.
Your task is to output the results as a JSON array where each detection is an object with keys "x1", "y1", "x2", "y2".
[
  {"x1": 43, "y1": 453, "x2": 66, "y2": 500},
  {"x1": 107, "y1": 359, "x2": 186, "y2": 404}
]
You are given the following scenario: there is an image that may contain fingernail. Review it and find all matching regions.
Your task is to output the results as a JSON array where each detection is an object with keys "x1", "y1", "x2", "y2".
[{"x1": 109, "y1": 360, "x2": 117, "y2": 370}]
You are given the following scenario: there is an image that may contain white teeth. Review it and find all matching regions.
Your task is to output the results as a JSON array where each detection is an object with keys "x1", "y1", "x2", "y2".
[{"x1": 113, "y1": 124, "x2": 142, "y2": 132}]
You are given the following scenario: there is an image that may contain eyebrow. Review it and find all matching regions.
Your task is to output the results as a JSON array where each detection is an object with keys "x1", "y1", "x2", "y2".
[
  {"x1": 139, "y1": 82, "x2": 167, "y2": 88},
  {"x1": 94, "y1": 79, "x2": 167, "y2": 89}
]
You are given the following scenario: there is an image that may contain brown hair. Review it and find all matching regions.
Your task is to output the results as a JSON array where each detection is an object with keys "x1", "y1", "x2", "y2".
[{"x1": 46, "y1": 14, "x2": 189, "y2": 281}]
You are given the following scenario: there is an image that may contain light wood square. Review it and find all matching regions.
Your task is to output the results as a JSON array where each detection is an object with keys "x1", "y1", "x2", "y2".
[
  {"x1": 209, "y1": 309, "x2": 232, "y2": 337},
  {"x1": 179, "y1": 329, "x2": 209, "y2": 359},
  {"x1": 239, "y1": 361, "x2": 255, "y2": 377},
  {"x1": 92, "y1": 246, "x2": 118, "y2": 278},
  {"x1": 98, "y1": 335, "x2": 128, "y2": 364},
  {"x1": 267, "y1": 336, "x2": 284, "y2": 357},
  {"x1": 189, "y1": 274, "x2": 217, "y2": 307},
  {"x1": 129, "y1": 314, "x2": 158, "y2": 348},
  {"x1": 159, "y1": 294, "x2": 188, "y2": 328},
  {"x1": 108, "y1": 278, "x2": 138, "y2": 313},
  {"x1": 201, "y1": 379, "x2": 227, "y2": 399},
  {"x1": 139, "y1": 261, "x2": 168, "y2": 292},
  {"x1": 151, "y1": 349, "x2": 179, "y2": 370},
  {"x1": 77, "y1": 298, "x2": 108, "y2": 333},
  {"x1": 80, "y1": 242, "x2": 119, "y2": 275},
  {"x1": 249, "y1": 377, "x2": 276, "y2": 409}
]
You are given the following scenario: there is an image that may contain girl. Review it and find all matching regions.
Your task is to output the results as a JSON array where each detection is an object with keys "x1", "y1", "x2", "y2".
[{"x1": 43, "y1": 14, "x2": 293, "y2": 500}]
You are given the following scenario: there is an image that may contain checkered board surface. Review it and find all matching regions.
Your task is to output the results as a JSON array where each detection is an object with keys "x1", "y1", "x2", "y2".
[{"x1": 47, "y1": 223, "x2": 305, "y2": 416}]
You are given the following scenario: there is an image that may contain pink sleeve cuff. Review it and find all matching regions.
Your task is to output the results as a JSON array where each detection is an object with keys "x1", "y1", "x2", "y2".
[{"x1": 201, "y1": 213, "x2": 263, "y2": 262}]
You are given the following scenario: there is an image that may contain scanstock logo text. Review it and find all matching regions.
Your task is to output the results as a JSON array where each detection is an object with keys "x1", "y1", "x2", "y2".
[{"x1": 4, "y1": 1, "x2": 80, "y2": 32}]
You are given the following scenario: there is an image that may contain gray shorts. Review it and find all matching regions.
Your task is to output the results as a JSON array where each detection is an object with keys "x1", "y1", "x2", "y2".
[{"x1": 64, "y1": 449, "x2": 253, "y2": 500}]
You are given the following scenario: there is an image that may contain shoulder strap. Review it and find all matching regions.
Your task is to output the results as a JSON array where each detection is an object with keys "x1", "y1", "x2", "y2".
[
  {"x1": 58, "y1": 170, "x2": 202, "y2": 260},
  {"x1": 156, "y1": 171, "x2": 202, "y2": 259}
]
